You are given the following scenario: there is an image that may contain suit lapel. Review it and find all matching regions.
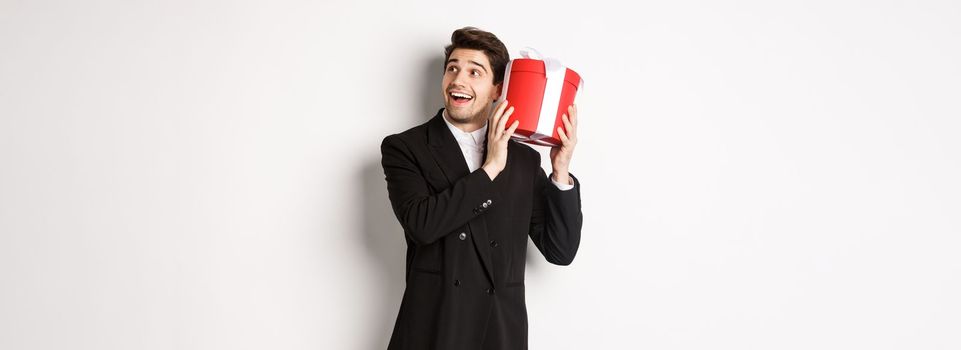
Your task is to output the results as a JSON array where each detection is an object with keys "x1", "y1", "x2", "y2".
[
  {"x1": 427, "y1": 109, "x2": 470, "y2": 182},
  {"x1": 426, "y1": 108, "x2": 497, "y2": 285}
]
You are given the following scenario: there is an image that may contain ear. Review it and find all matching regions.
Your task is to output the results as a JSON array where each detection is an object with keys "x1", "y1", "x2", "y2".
[{"x1": 494, "y1": 83, "x2": 503, "y2": 101}]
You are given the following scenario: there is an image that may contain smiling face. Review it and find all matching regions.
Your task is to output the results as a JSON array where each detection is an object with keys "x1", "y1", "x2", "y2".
[{"x1": 442, "y1": 48, "x2": 502, "y2": 125}]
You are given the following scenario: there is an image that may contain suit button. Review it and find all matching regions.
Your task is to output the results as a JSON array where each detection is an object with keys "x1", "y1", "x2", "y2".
[
  {"x1": 486, "y1": 199, "x2": 492, "y2": 205},
  {"x1": 481, "y1": 202, "x2": 489, "y2": 208},
  {"x1": 490, "y1": 240, "x2": 498, "y2": 247},
  {"x1": 486, "y1": 287, "x2": 495, "y2": 295},
  {"x1": 458, "y1": 232, "x2": 467, "y2": 240},
  {"x1": 454, "y1": 279, "x2": 460, "y2": 286}
]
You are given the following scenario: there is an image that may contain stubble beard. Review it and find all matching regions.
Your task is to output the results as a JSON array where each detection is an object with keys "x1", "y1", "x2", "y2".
[{"x1": 446, "y1": 103, "x2": 492, "y2": 126}]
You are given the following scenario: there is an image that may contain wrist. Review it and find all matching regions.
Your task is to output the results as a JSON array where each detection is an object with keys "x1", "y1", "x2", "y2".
[
  {"x1": 551, "y1": 172, "x2": 571, "y2": 184},
  {"x1": 552, "y1": 167, "x2": 569, "y2": 178}
]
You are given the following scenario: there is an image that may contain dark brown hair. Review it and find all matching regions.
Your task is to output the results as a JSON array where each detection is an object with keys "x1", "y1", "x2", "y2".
[{"x1": 443, "y1": 26, "x2": 510, "y2": 85}]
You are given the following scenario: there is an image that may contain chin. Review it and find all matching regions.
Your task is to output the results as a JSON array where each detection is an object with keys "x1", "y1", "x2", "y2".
[{"x1": 445, "y1": 106, "x2": 473, "y2": 121}]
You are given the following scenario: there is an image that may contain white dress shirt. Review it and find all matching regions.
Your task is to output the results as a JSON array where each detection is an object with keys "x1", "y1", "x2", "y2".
[{"x1": 442, "y1": 109, "x2": 574, "y2": 191}]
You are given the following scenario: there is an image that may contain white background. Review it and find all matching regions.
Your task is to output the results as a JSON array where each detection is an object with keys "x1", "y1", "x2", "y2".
[{"x1": 2, "y1": 0, "x2": 959, "y2": 349}]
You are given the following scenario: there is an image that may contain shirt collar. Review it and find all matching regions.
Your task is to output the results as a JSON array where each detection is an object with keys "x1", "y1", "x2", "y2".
[{"x1": 442, "y1": 108, "x2": 487, "y2": 147}]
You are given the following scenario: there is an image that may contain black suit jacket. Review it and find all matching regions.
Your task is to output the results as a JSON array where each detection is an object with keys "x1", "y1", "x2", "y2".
[{"x1": 381, "y1": 108, "x2": 583, "y2": 349}]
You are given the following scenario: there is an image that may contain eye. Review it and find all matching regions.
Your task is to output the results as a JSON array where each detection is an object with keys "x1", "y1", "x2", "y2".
[
  {"x1": 471, "y1": 70, "x2": 480, "y2": 77},
  {"x1": 447, "y1": 66, "x2": 457, "y2": 73}
]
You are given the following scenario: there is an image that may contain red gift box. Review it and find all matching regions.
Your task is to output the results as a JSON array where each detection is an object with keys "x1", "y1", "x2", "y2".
[{"x1": 498, "y1": 47, "x2": 583, "y2": 147}]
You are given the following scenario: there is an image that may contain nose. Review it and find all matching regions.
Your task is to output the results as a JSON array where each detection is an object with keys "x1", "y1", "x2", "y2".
[
  {"x1": 448, "y1": 80, "x2": 467, "y2": 92},
  {"x1": 451, "y1": 69, "x2": 470, "y2": 86}
]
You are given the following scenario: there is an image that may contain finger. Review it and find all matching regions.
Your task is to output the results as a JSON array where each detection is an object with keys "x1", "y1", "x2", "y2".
[
  {"x1": 490, "y1": 99, "x2": 509, "y2": 131},
  {"x1": 506, "y1": 120, "x2": 520, "y2": 139},
  {"x1": 498, "y1": 106, "x2": 514, "y2": 135},
  {"x1": 496, "y1": 99, "x2": 509, "y2": 115},
  {"x1": 562, "y1": 113, "x2": 576, "y2": 139},
  {"x1": 571, "y1": 104, "x2": 578, "y2": 127},
  {"x1": 557, "y1": 126, "x2": 569, "y2": 143}
]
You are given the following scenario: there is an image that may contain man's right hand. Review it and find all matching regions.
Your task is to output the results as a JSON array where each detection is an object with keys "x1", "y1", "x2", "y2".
[{"x1": 482, "y1": 99, "x2": 519, "y2": 180}]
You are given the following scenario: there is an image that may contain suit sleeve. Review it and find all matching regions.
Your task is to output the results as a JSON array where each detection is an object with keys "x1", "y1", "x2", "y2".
[
  {"x1": 551, "y1": 174, "x2": 575, "y2": 190},
  {"x1": 529, "y1": 151, "x2": 583, "y2": 265},
  {"x1": 381, "y1": 135, "x2": 497, "y2": 246}
]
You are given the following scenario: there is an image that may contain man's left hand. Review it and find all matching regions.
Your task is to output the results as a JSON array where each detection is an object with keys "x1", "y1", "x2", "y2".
[{"x1": 550, "y1": 104, "x2": 578, "y2": 185}]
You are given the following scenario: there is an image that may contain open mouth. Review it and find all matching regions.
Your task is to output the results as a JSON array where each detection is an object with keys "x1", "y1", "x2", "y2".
[{"x1": 449, "y1": 91, "x2": 474, "y2": 106}]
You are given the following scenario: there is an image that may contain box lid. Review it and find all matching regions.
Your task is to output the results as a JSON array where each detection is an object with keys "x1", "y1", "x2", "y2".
[{"x1": 509, "y1": 58, "x2": 582, "y2": 87}]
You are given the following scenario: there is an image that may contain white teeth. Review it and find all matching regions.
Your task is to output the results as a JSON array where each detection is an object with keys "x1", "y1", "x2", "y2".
[{"x1": 450, "y1": 92, "x2": 473, "y2": 99}]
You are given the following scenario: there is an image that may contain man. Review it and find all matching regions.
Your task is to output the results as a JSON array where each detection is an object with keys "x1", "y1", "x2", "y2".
[{"x1": 380, "y1": 26, "x2": 583, "y2": 349}]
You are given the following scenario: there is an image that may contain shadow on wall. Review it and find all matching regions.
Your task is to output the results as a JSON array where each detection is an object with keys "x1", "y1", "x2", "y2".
[
  {"x1": 359, "y1": 160, "x2": 405, "y2": 350},
  {"x1": 358, "y1": 54, "x2": 446, "y2": 349},
  {"x1": 421, "y1": 54, "x2": 445, "y2": 117}
]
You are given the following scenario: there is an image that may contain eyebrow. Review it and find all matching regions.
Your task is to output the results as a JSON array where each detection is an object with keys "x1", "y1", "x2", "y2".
[{"x1": 446, "y1": 58, "x2": 489, "y2": 73}]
